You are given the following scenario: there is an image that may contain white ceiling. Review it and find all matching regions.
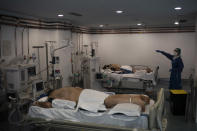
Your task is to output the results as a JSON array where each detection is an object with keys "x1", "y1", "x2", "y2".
[{"x1": 0, "y1": 0, "x2": 197, "y2": 28}]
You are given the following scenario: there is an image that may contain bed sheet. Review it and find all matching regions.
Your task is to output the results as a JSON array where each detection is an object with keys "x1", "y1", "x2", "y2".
[
  {"x1": 28, "y1": 106, "x2": 148, "y2": 129},
  {"x1": 102, "y1": 68, "x2": 157, "y2": 86}
]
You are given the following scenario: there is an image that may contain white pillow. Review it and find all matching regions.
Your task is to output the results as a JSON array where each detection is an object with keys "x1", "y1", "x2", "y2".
[
  {"x1": 52, "y1": 99, "x2": 76, "y2": 109},
  {"x1": 121, "y1": 65, "x2": 133, "y2": 72},
  {"x1": 38, "y1": 96, "x2": 48, "y2": 102},
  {"x1": 108, "y1": 103, "x2": 141, "y2": 117}
]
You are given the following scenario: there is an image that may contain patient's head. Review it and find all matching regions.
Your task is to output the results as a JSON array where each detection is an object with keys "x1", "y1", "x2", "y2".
[
  {"x1": 140, "y1": 95, "x2": 150, "y2": 104},
  {"x1": 111, "y1": 64, "x2": 121, "y2": 71}
]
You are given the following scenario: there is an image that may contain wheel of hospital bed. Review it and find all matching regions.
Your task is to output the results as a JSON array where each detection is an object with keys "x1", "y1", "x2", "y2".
[{"x1": 32, "y1": 126, "x2": 51, "y2": 131}]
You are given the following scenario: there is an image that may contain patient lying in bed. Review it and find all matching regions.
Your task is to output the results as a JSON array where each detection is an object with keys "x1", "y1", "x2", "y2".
[
  {"x1": 103, "y1": 64, "x2": 153, "y2": 73},
  {"x1": 34, "y1": 87, "x2": 150, "y2": 111}
]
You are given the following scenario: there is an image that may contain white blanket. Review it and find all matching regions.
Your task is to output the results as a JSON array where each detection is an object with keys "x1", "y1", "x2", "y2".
[{"x1": 76, "y1": 89, "x2": 109, "y2": 113}]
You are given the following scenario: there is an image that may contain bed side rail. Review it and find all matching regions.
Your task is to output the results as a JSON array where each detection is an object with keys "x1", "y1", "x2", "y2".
[
  {"x1": 154, "y1": 66, "x2": 160, "y2": 83},
  {"x1": 149, "y1": 88, "x2": 166, "y2": 130},
  {"x1": 23, "y1": 118, "x2": 150, "y2": 131}
]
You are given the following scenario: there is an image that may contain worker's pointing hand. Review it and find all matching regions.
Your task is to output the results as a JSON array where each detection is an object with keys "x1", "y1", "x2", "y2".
[{"x1": 155, "y1": 50, "x2": 161, "y2": 53}]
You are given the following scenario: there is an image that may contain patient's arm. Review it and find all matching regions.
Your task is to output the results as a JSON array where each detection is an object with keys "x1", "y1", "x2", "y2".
[{"x1": 33, "y1": 101, "x2": 52, "y2": 108}]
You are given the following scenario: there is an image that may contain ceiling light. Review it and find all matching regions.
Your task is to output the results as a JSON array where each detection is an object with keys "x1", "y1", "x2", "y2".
[
  {"x1": 174, "y1": 21, "x2": 179, "y2": 25},
  {"x1": 116, "y1": 10, "x2": 123, "y2": 14},
  {"x1": 137, "y1": 23, "x2": 142, "y2": 26},
  {"x1": 99, "y1": 25, "x2": 104, "y2": 27},
  {"x1": 58, "y1": 14, "x2": 64, "y2": 17},
  {"x1": 174, "y1": 7, "x2": 182, "y2": 10}
]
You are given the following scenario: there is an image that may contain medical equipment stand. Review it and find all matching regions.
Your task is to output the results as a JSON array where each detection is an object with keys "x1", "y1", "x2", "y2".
[
  {"x1": 44, "y1": 41, "x2": 56, "y2": 89},
  {"x1": 45, "y1": 43, "x2": 49, "y2": 82},
  {"x1": 45, "y1": 41, "x2": 56, "y2": 80},
  {"x1": 45, "y1": 40, "x2": 71, "y2": 89}
]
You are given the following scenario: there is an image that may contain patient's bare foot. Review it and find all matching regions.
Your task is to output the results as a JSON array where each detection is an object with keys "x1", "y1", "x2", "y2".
[{"x1": 140, "y1": 95, "x2": 150, "y2": 104}]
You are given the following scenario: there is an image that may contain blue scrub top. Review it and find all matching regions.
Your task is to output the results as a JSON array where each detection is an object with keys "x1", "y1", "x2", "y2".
[{"x1": 160, "y1": 51, "x2": 184, "y2": 89}]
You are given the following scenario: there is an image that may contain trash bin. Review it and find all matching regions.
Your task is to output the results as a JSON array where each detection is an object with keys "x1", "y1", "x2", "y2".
[{"x1": 170, "y1": 90, "x2": 187, "y2": 115}]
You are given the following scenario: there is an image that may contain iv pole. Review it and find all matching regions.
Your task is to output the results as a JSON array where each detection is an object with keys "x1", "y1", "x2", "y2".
[
  {"x1": 32, "y1": 46, "x2": 44, "y2": 79},
  {"x1": 45, "y1": 41, "x2": 56, "y2": 82},
  {"x1": 45, "y1": 40, "x2": 72, "y2": 89}
]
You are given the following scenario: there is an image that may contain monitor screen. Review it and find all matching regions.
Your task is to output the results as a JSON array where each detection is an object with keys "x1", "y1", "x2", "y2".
[
  {"x1": 28, "y1": 66, "x2": 36, "y2": 77},
  {"x1": 36, "y1": 81, "x2": 44, "y2": 92}
]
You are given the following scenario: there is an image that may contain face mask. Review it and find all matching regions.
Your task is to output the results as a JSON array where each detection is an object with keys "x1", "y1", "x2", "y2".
[{"x1": 173, "y1": 51, "x2": 178, "y2": 56}]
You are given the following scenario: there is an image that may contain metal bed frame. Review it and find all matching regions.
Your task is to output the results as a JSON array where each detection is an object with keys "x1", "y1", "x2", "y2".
[
  {"x1": 103, "y1": 66, "x2": 159, "y2": 95},
  {"x1": 120, "y1": 65, "x2": 160, "y2": 89}
]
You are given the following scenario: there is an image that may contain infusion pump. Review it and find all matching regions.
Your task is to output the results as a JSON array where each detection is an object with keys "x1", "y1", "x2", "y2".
[{"x1": 4, "y1": 64, "x2": 36, "y2": 93}]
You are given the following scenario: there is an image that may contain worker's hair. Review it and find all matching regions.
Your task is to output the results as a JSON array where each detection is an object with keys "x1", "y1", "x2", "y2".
[{"x1": 174, "y1": 48, "x2": 181, "y2": 56}]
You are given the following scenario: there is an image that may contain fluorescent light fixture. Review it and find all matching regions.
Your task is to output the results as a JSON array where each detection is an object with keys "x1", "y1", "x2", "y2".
[
  {"x1": 137, "y1": 23, "x2": 142, "y2": 26},
  {"x1": 99, "y1": 25, "x2": 104, "y2": 27},
  {"x1": 174, "y1": 7, "x2": 182, "y2": 10},
  {"x1": 116, "y1": 10, "x2": 123, "y2": 14},
  {"x1": 174, "y1": 21, "x2": 179, "y2": 25},
  {"x1": 58, "y1": 14, "x2": 64, "y2": 17}
]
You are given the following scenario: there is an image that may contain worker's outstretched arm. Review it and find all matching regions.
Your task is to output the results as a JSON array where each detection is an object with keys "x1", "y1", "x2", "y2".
[{"x1": 156, "y1": 50, "x2": 173, "y2": 61}]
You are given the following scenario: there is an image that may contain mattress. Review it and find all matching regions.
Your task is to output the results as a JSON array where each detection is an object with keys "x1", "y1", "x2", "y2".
[{"x1": 28, "y1": 106, "x2": 148, "y2": 129}]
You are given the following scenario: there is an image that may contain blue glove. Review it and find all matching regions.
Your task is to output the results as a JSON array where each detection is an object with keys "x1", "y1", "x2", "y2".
[{"x1": 156, "y1": 50, "x2": 162, "y2": 53}]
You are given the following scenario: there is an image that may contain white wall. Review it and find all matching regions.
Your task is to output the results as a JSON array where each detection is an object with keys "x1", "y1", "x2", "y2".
[
  {"x1": 85, "y1": 33, "x2": 196, "y2": 79},
  {"x1": 1, "y1": 24, "x2": 196, "y2": 83},
  {"x1": 0, "y1": 25, "x2": 73, "y2": 86}
]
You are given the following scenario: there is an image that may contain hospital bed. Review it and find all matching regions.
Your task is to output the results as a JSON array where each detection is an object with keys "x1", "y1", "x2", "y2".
[
  {"x1": 101, "y1": 65, "x2": 159, "y2": 90},
  {"x1": 21, "y1": 88, "x2": 166, "y2": 131}
]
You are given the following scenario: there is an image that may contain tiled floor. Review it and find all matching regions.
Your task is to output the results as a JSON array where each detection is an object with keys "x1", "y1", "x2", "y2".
[{"x1": 158, "y1": 80, "x2": 197, "y2": 131}]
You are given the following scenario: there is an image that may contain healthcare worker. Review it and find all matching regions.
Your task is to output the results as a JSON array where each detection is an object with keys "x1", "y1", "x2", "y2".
[{"x1": 156, "y1": 48, "x2": 184, "y2": 89}]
